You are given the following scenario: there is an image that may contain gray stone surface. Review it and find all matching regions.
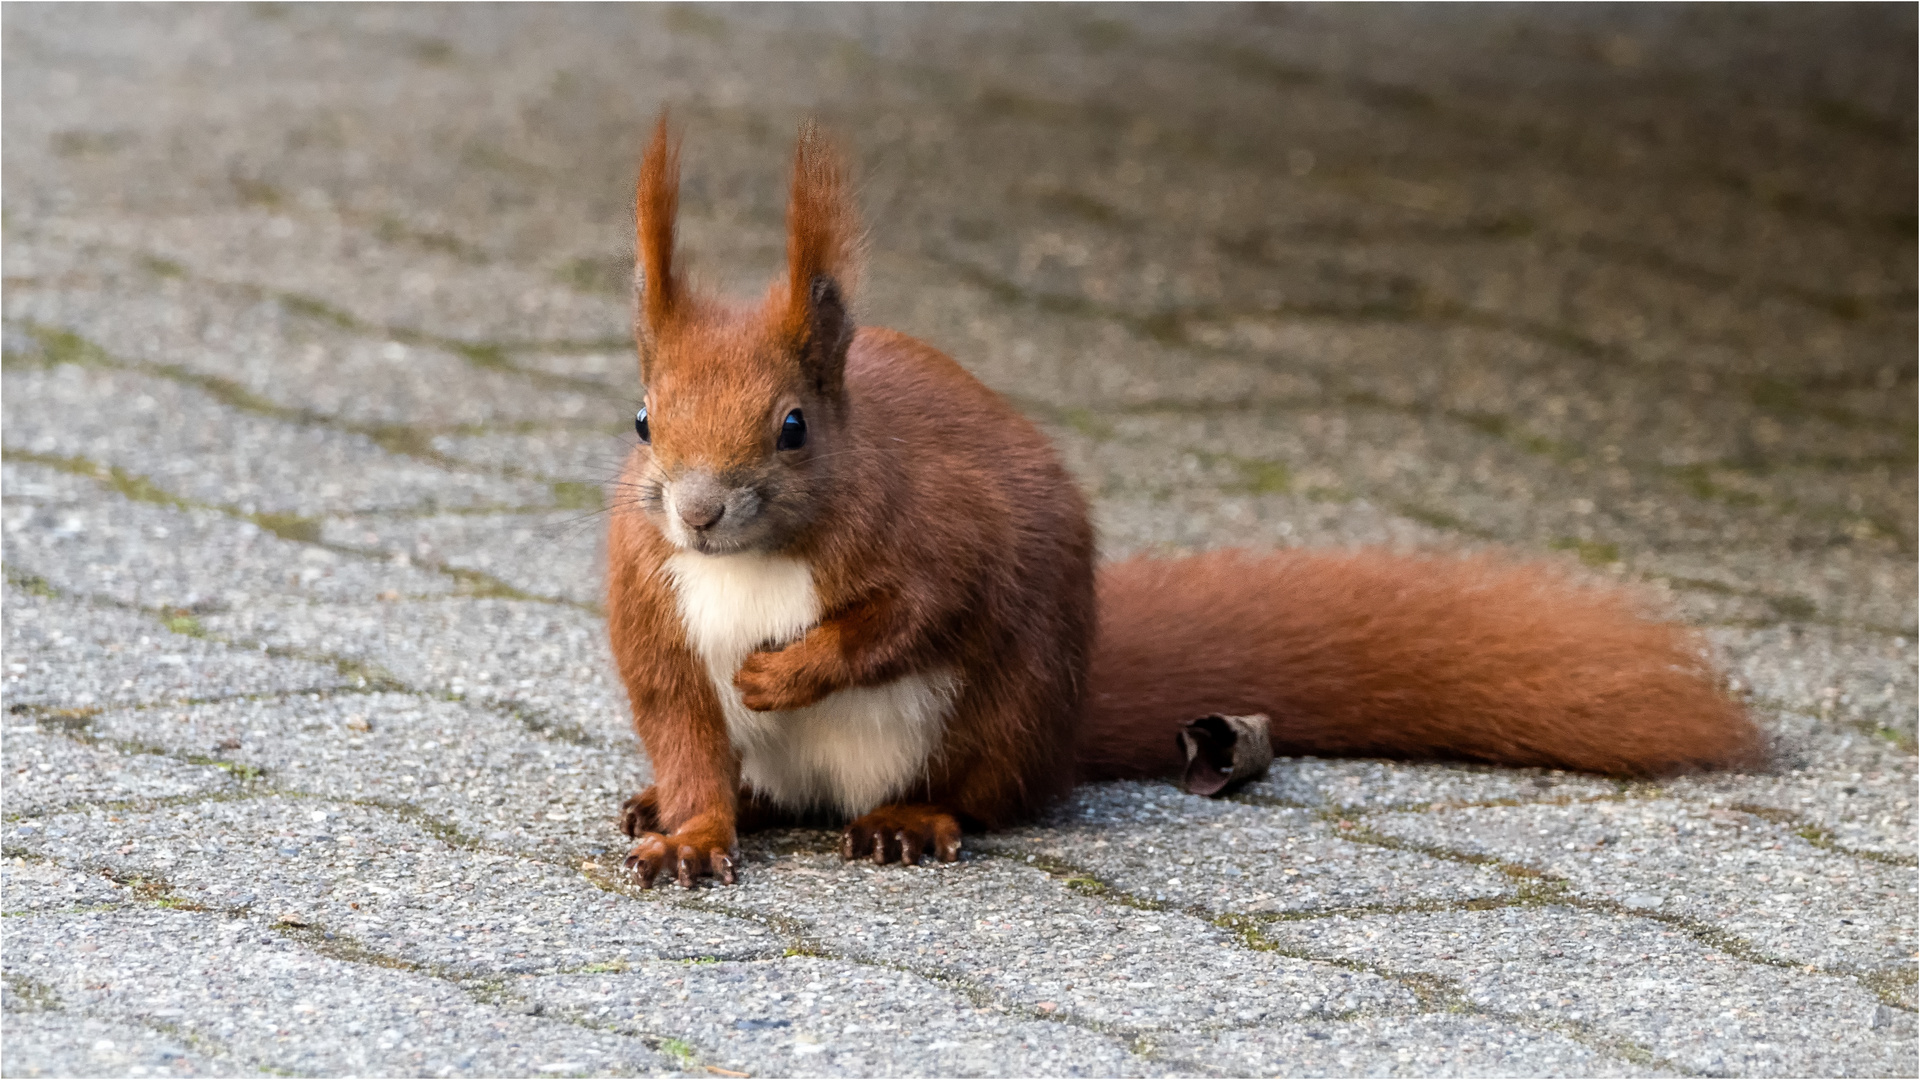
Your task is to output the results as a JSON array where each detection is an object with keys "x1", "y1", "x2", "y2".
[
  {"x1": 3, "y1": 727, "x2": 237, "y2": 822},
  {"x1": 75, "y1": 694, "x2": 641, "y2": 856},
  {"x1": 1, "y1": 855, "x2": 131, "y2": 915},
  {"x1": 1368, "y1": 799, "x2": 1917, "y2": 973},
  {"x1": 1151, "y1": 1013, "x2": 1650, "y2": 1078},
  {"x1": 983, "y1": 783, "x2": 1520, "y2": 915},
  {"x1": 320, "y1": 509, "x2": 611, "y2": 607},
  {"x1": 3, "y1": 4, "x2": 1914, "y2": 1077},
  {"x1": 1260, "y1": 906, "x2": 1915, "y2": 1077},
  {"x1": 0, "y1": 1006, "x2": 263, "y2": 1078},
  {"x1": 4, "y1": 906, "x2": 677, "y2": 1076},
  {"x1": 2, "y1": 358, "x2": 554, "y2": 519},
  {"x1": 714, "y1": 846, "x2": 1421, "y2": 1031},
  {"x1": 197, "y1": 599, "x2": 629, "y2": 732},
  {"x1": 11, "y1": 797, "x2": 778, "y2": 972},
  {"x1": 522, "y1": 957, "x2": 1161, "y2": 1078},
  {"x1": 3, "y1": 461, "x2": 459, "y2": 608},
  {"x1": 3, "y1": 584, "x2": 349, "y2": 712}
]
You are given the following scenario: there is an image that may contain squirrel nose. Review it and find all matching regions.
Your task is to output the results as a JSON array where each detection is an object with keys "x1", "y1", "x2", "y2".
[{"x1": 676, "y1": 495, "x2": 725, "y2": 531}]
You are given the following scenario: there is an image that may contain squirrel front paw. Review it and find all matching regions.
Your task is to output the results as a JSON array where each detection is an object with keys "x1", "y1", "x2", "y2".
[
  {"x1": 733, "y1": 648, "x2": 830, "y2": 711},
  {"x1": 624, "y1": 828, "x2": 738, "y2": 889}
]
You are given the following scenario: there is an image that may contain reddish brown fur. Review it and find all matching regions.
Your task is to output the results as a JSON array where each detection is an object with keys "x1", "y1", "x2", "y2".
[
  {"x1": 1081, "y1": 550, "x2": 1762, "y2": 779},
  {"x1": 606, "y1": 116, "x2": 1760, "y2": 886},
  {"x1": 635, "y1": 115, "x2": 681, "y2": 335},
  {"x1": 777, "y1": 122, "x2": 861, "y2": 343}
]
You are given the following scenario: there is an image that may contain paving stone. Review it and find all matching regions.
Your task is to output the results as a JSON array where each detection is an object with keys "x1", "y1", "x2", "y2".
[
  {"x1": 426, "y1": 428, "x2": 633, "y2": 497},
  {"x1": 79, "y1": 693, "x2": 639, "y2": 855},
  {"x1": 3, "y1": 245, "x2": 619, "y2": 431},
  {"x1": 1089, "y1": 487, "x2": 1450, "y2": 559},
  {"x1": 320, "y1": 513, "x2": 609, "y2": 606},
  {"x1": 121, "y1": 208, "x2": 635, "y2": 349},
  {"x1": 1258, "y1": 905, "x2": 1918, "y2": 1077},
  {"x1": 1633, "y1": 548, "x2": 1917, "y2": 640},
  {"x1": 1, "y1": 361, "x2": 551, "y2": 517},
  {"x1": 1652, "y1": 703, "x2": 1919, "y2": 860},
  {"x1": 1242, "y1": 759, "x2": 1622, "y2": 815},
  {"x1": 509, "y1": 348, "x2": 634, "y2": 392},
  {"x1": 2, "y1": 585, "x2": 347, "y2": 711},
  {"x1": 1166, "y1": 316, "x2": 1897, "y2": 483},
  {"x1": 1, "y1": 455, "x2": 101, "y2": 504},
  {"x1": 1710, "y1": 623, "x2": 1920, "y2": 743},
  {"x1": 1, "y1": 906, "x2": 677, "y2": 1076},
  {"x1": 523, "y1": 956, "x2": 1158, "y2": 1077},
  {"x1": 197, "y1": 599, "x2": 630, "y2": 744},
  {"x1": 1101, "y1": 406, "x2": 1893, "y2": 590},
  {"x1": 1, "y1": 726, "x2": 236, "y2": 821},
  {"x1": 719, "y1": 843, "x2": 1420, "y2": 1031},
  {"x1": 1368, "y1": 799, "x2": 1917, "y2": 973},
  {"x1": 1657, "y1": 773, "x2": 1917, "y2": 865},
  {"x1": 1064, "y1": 409, "x2": 1913, "y2": 637},
  {"x1": 11, "y1": 797, "x2": 778, "y2": 973},
  {"x1": 1, "y1": 461, "x2": 457, "y2": 608},
  {"x1": 1, "y1": 855, "x2": 132, "y2": 915},
  {"x1": 983, "y1": 781, "x2": 1517, "y2": 915},
  {"x1": 0, "y1": 1006, "x2": 263, "y2": 1078},
  {"x1": 1153, "y1": 1012, "x2": 1650, "y2": 1078}
]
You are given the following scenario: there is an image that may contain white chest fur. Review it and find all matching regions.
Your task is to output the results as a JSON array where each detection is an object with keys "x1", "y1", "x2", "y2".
[{"x1": 663, "y1": 550, "x2": 957, "y2": 817}]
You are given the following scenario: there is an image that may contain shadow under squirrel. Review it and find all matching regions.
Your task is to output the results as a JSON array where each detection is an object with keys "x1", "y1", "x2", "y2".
[{"x1": 606, "y1": 116, "x2": 1761, "y2": 888}]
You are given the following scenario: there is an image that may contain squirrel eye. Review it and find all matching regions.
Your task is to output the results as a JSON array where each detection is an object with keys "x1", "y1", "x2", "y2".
[
  {"x1": 776, "y1": 408, "x2": 807, "y2": 451},
  {"x1": 634, "y1": 406, "x2": 650, "y2": 444}
]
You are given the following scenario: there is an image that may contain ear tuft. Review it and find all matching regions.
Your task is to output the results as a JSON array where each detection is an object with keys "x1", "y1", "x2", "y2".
[
  {"x1": 635, "y1": 111, "x2": 682, "y2": 348},
  {"x1": 782, "y1": 122, "x2": 862, "y2": 392}
]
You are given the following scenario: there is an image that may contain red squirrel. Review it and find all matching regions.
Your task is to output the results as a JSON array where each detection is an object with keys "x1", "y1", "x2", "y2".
[{"x1": 606, "y1": 117, "x2": 1761, "y2": 888}]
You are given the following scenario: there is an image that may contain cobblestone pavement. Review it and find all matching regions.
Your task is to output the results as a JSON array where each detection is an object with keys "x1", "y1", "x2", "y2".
[{"x1": 3, "y1": 4, "x2": 1915, "y2": 1077}]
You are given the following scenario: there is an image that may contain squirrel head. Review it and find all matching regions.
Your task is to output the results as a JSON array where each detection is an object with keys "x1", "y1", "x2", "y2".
[{"x1": 629, "y1": 114, "x2": 863, "y2": 556}]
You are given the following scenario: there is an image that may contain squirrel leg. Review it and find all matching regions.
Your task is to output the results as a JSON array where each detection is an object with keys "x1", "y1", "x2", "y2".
[
  {"x1": 620, "y1": 707, "x2": 742, "y2": 888},
  {"x1": 842, "y1": 803, "x2": 963, "y2": 865}
]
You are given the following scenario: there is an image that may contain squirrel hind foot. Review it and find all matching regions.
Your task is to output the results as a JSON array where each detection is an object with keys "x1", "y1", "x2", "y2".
[
  {"x1": 842, "y1": 804, "x2": 962, "y2": 865},
  {"x1": 619, "y1": 788, "x2": 661, "y2": 838}
]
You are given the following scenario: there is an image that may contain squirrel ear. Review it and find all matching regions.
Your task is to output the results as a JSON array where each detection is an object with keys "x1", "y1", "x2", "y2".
[
  {"x1": 634, "y1": 111, "x2": 681, "y2": 369},
  {"x1": 782, "y1": 121, "x2": 861, "y2": 397},
  {"x1": 799, "y1": 272, "x2": 852, "y2": 399}
]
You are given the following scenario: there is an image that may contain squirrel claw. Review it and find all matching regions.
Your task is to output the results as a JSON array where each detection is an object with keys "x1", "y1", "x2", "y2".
[
  {"x1": 623, "y1": 845, "x2": 659, "y2": 889},
  {"x1": 896, "y1": 829, "x2": 926, "y2": 865}
]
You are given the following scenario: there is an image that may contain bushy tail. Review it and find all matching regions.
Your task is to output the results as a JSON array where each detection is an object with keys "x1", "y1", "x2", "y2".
[{"x1": 1077, "y1": 549, "x2": 1762, "y2": 781}]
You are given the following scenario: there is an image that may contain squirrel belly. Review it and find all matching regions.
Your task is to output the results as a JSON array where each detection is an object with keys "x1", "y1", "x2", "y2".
[{"x1": 663, "y1": 548, "x2": 961, "y2": 817}]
